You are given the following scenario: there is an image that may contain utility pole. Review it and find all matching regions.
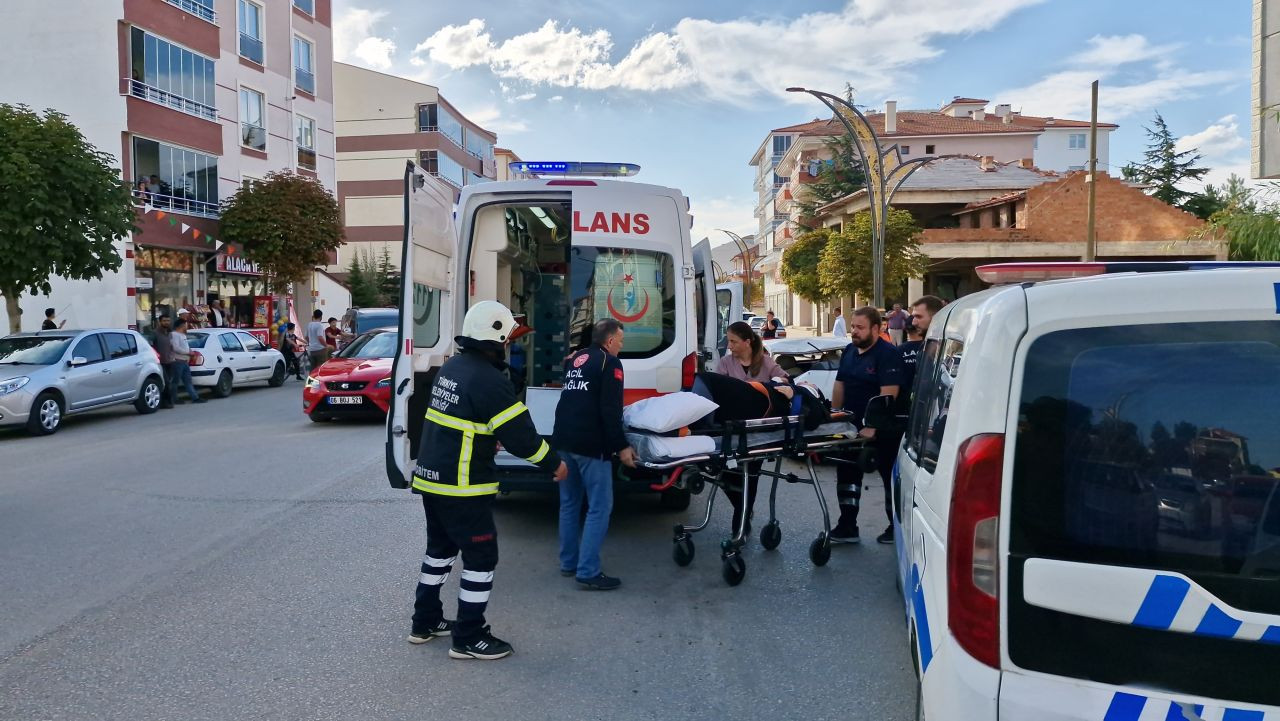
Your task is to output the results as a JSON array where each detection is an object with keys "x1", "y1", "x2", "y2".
[{"x1": 1084, "y1": 79, "x2": 1099, "y2": 261}]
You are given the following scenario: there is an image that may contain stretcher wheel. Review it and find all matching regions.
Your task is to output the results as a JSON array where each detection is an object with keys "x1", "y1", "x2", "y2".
[
  {"x1": 672, "y1": 536, "x2": 695, "y2": 566},
  {"x1": 721, "y1": 553, "x2": 746, "y2": 586},
  {"x1": 760, "y1": 521, "x2": 782, "y2": 550},
  {"x1": 809, "y1": 534, "x2": 832, "y2": 567}
]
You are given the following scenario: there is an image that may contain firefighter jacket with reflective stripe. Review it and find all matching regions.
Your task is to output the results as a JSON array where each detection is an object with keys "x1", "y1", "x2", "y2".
[
  {"x1": 551, "y1": 345, "x2": 628, "y2": 460},
  {"x1": 413, "y1": 349, "x2": 560, "y2": 496}
]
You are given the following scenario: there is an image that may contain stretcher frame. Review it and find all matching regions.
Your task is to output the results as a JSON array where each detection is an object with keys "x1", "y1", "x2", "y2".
[{"x1": 638, "y1": 411, "x2": 870, "y2": 586}]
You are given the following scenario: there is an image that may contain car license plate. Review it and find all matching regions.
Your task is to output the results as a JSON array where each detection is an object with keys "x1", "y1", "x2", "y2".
[{"x1": 328, "y1": 396, "x2": 363, "y2": 405}]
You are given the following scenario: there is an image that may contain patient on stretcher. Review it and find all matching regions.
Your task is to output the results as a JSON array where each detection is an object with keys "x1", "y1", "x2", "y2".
[{"x1": 689, "y1": 372, "x2": 830, "y2": 431}]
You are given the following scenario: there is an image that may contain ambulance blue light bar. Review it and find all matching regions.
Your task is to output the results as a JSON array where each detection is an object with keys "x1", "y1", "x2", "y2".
[
  {"x1": 977, "y1": 261, "x2": 1280, "y2": 284},
  {"x1": 510, "y1": 162, "x2": 640, "y2": 177}
]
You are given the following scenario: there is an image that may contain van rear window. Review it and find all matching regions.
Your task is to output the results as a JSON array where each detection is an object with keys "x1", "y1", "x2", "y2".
[
  {"x1": 1008, "y1": 321, "x2": 1280, "y2": 703},
  {"x1": 569, "y1": 247, "x2": 675, "y2": 359}
]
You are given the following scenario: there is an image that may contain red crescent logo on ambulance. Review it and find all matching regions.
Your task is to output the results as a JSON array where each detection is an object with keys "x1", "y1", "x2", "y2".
[
  {"x1": 606, "y1": 288, "x2": 650, "y2": 323},
  {"x1": 573, "y1": 353, "x2": 589, "y2": 368}
]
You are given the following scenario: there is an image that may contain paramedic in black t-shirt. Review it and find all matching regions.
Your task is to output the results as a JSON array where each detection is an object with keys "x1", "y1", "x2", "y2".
[
  {"x1": 898, "y1": 295, "x2": 945, "y2": 408},
  {"x1": 830, "y1": 307, "x2": 905, "y2": 545}
]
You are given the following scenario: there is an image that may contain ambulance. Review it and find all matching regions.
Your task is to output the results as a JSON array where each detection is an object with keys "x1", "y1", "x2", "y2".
[
  {"x1": 893, "y1": 261, "x2": 1280, "y2": 720},
  {"x1": 384, "y1": 162, "x2": 731, "y2": 508}
]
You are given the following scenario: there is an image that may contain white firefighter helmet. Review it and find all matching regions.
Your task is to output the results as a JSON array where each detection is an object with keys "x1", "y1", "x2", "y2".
[{"x1": 461, "y1": 300, "x2": 519, "y2": 343}]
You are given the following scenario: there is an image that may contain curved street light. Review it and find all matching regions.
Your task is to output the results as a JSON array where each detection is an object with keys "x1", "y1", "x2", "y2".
[{"x1": 717, "y1": 228, "x2": 759, "y2": 309}]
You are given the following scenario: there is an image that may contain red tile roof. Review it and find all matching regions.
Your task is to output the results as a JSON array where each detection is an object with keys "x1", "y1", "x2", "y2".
[
  {"x1": 946, "y1": 97, "x2": 989, "y2": 105},
  {"x1": 955, "y1": 190, "x2": 1028, "y2": 214},
  {"x1": 777, "y1": 110, "x2": 1116, "y2": 139},
  {"x1": 771, "y1": 118, "x2": 830, "y2": 133}
]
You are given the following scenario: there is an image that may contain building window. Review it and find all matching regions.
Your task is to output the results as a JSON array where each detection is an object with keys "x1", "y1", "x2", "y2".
[
  {"x1": 418, "y1": 150, "x2": 438, "y2": 175},
  {"x1": 165, "y1": 0, "x2": 215, "y2": 23},
  {"x1": 293, "y1": 36, "x2": 315, "y2": 94},
  {"x1": 901, "y1": 145, "x2": 911, "y2": 155},
  {"x1": 417, "y1": 104, "x2": 437, "y2": 131},
  {"x1": 437, "y1": 152, "x2": 466, "y2": 188},
  {"x1": 295, "y1": 115, "x2": 316, "y2": 170},
  {"x1": 925, "y1": 144, "x2": 936, "y2": 154},
  {"x1": 772, "y1": 135, "x2": 793, "y2": 157},
  {"x1": 239, "y1": 87, "x2": 266, "y2": 151},
  {"x1": 1069, "y1": 133, "x2": 1087, "y2": 149},
  {"x1": 293, "y1": 0, "x2": 314, "y2": 14},
  {"x1": 467, "y1": 170, "x2": 488, "y2": 185},
  {"x1": 238, "y1": 0, "x2": 264, "y2": 65},
  {"x1": 465, "y1": 130, "x2": 493, "y2": 160},
  {"x1": 131, "y1": 137, "x2": 219, "y2": 217},
  {"x1": 129, "y1": 28, "x2": 216, "y2": 121}
]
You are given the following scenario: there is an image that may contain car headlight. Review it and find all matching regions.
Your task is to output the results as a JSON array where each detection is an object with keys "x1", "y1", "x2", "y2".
[
  {"x1": 0, "y1": 376, "x2": 30, "y2": 396},
  {"x1": 305, "y1": 376, "x2": 322, "y2": 390},
  {"x1": 376, "y1": 376, "x2": 392, "y2": 388}
]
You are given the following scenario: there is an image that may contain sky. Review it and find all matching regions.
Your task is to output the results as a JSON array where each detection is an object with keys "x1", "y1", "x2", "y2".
[{"x1": 330, "y1": 0, "x2": 1255, "y2": 245}]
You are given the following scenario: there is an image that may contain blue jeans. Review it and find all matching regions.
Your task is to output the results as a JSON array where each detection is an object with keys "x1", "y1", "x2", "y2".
[
  {"x1": 558, "y1": 452, "x2": 614, "y2": 579},
  {"x1": 173, "y1": 361, "x2": 200, "y2": 401}
]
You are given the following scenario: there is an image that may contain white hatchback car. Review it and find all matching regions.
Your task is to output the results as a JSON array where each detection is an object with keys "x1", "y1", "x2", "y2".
[
  {"x1": 186, "y1": 328, "x2": 287, "y2": 397},
  {"x1": 894, "y1": 262, "x2": 1280, "y2": 721}
]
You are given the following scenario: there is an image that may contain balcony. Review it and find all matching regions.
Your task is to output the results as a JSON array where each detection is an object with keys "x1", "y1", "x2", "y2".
[
  {"x1": 775, "y1": 186, "x2": 794, "y2": 212},
  {"x1": 132, "y1": 188, "x2": 219, "y2": 219},
  {"x1": 297, "y1": 146, "x2": 317, "y2": 171},
  {"x1": 165, "y1": 0, "x2": 216, "y2": 23},
  {"x1": 127, "y1": 79, "x2": 216, "y2": 122},
  {"x1": 239, "y1": 33, "x2": 264, "y2": 65},
  {"x1": 295, "y1": 67, "x2": 315, "y2": 95},
  {"x1": 428, "y1": 171, "x2": 461, "y2": 190},
  {"x1": 241, "y1": 123, "x2": 266, "y2": 151}
]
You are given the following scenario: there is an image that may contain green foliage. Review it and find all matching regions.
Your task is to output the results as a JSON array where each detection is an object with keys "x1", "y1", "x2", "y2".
[
  {"x1": 795, "y1": 132, "x2": 868, "y2": 222},
  {"x1": 780, "y1": 229, "x2": 832, "y2": 303},
  {"x1": 817, "y1": 209, "x2": 928, "y2": 300},
  {"x1": 0, "y1": 104, "x2": 135, "y2": 331},
  {"x1": 375, "y1": 246, "x2": 401, "y2": 305},
  {"x1": 346, "y1": 252, "x2": 378, "y2": 307},
  {"x1": 1193, "y1": 175, "x2": 1280, "y2": 261},
  {"x1": 219, "y1": 170, "x2": 342, "y2": 290},
  {"x1": 1121, "y1": 112, "x2": 1210, "y2": 210}
]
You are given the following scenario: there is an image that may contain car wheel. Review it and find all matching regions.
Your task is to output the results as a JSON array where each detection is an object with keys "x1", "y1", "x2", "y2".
[
  {"x1": 212, "y1": 369, "x2": 234, "y2": 398},
  {"x1": 135, "y1": 376, "x2": 163, "y2": 414},
  {"x1": 26, "y1": 392, "x2": 64, "y2": 436},
  {"x1": 267, "y1": 362, "x2": 286, "y2": 387}
]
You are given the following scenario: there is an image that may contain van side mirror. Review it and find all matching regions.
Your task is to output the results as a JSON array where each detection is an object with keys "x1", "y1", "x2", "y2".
[
  {"x1": 863, "y1": 394, "x2": 896, "y2": 430},
  {"x1": 68, "y1": 356, "x2": 88, "y2": 367}
]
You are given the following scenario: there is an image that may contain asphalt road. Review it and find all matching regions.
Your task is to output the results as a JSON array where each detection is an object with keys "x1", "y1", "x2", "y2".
[{"x1": 0, "y1": 380, "x2": 916, "y2": 721}]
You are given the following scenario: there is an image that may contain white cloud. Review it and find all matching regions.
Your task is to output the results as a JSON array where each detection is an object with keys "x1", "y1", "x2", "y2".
[
  {"x1": 548, "y1": 95, "x2": 564, "y2": 102},
  {"x1": 411, "y1": 0, "x2": 1046, "y2": 105},
  {"x1": 334, "y1": 8, "x2": 397, "y2": 70},
  {"x1": 465, "y1": 106, "x2": 529, "y2": 135},
  {"x1": 688, "y1": 196, "x2": 757, "y2": 247},
  {"x1": 998, "y1": 35, "x2": 1236, "y2": 120},
  {"x1": 512, "y1": 92, "x2": 537, "y2": 101},
  {"x1": 1175, "y1": 115, "x2": 1246, "y2": 158}
]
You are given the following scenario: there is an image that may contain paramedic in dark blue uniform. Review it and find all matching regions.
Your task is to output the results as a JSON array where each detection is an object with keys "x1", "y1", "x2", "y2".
[
  {"x1": 830, "y1": 307, "x2": 905, "y2": 545},
  {"x1": 408, "y1": 300, "x2": 568, "y2": 660},
  {"x1": 552, "y1": 318, "x2": 636, "y2": 591}
]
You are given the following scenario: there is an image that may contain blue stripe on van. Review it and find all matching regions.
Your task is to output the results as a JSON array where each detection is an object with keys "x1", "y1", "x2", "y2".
[
  {"x1": 1195, "y1": 604, "x2": 1244, "y2": 638},
  {"x1": 1103, "y1": 692, "x2": 1146, "y2": 721},
  {"x1": 1273, "y1": 282, "x2": 1280, "y2": 313},
  {"x1": 1132, "y1": 575, "x2": 1190, "y2": 630},
  {"x1": 910, "y1": 564, "x2": 933, "y2": 673},
  {"x1": 1164, "y1": 703, "x2": 1205, "y2": 721},
  {"x1": 1262, "y1": 625, "x2": 1280, "y2": 644},
  {"x1": 1222, "y1": 710, "x2": 1265, "y2": 721}
]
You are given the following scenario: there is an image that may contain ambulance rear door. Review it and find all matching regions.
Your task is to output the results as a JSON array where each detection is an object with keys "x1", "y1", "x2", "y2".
[
  {"x1": 385, "y1": 162, "x2": 456, "y2": 489},
  {"x1": 691, "y1": 239, "x2": 719, "y2": 368},
  {"x1": 715, "y1": 281, "x2": 744, "y2": 358}
]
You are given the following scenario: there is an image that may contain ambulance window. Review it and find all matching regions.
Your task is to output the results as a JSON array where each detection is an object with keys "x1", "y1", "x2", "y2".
[
  {"x1": 905, "y1": 338, "x2": 942, "y2": 460},
  {"x1": 911, "y1": 338, "x2": 962, "y2": 472},
  {"x1": 568, "y1": 247, "x2": 675, "y2": 359},
  {"x1": 412, "y1": 283, "x2": 441, "y2": 348}
]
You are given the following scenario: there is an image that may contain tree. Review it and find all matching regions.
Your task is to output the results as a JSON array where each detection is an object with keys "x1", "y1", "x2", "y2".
[
  {"x1": 0, "y1": 105, "x2": 136, "y2": 332},
  {"x1": 375, "y1": 246, "x2": 401, "y2": 306},
  {"x1": 817, "y1": 209, "x2": 928, "y2": 301},
  {"x1": 1121, "y1": 112, "x2": 1211, "y2": 211},
  {"x1": 779, "y1": 228, "x2": 832, "y2": 303},
  {"x1": 795, "y1": 132, "x2": 868, "y2": 224},
  {"x1": 346, "y1": 252, "x2": 378, "y2": 307},
  {"x1": 1193, "y1": 174, "x2": 1280, "y2": 260},
  {"x1": 218, "y1": 171, "x2": 343, "y2": 290}
]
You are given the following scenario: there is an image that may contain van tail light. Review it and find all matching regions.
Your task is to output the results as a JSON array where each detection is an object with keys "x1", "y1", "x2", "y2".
[
  {"x1": 681, "y1": 352, "x2": 697, "y2": 389},
  {"x1": 190, "y1": 351, "x2": 204, "y2": 367},
  {"x1": 947, "y1": 433, "x2": 1004, "y2": 669}
]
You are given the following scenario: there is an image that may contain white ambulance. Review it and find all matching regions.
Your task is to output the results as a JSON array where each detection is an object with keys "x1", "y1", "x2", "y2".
[
  {"x1": 384, "y1": 162, "x2": 728, "y2": 507},
  {"x1": 893, "y1": 261, "x2": 1280, "y2": 720}
]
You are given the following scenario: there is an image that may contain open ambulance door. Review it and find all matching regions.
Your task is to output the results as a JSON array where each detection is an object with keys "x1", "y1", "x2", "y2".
[
  {"x1": 714, "y1": 281, "x2": 744, "y2": 358},
  {"x1": 385, "y1": 162, "x2": 456, "y2": 489},
  {"x1": 690, "y1": 239, "x2": 719, "y2": 369}
]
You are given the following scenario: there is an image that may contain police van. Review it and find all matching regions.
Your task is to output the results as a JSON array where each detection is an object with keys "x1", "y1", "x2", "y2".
[
  {"x1": 385, "y1": 162, "x2": 731, "y2": 507},
  {"x1": 893, "y1": 261, "x2": 1280, "y2": 720}
]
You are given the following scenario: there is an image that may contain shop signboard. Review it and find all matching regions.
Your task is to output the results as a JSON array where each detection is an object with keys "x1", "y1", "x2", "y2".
[{"x1": 217, "y1": 254, "x2": 261, "y2": 275}]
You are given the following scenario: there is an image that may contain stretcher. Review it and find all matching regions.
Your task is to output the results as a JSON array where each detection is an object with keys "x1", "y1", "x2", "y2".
[{"x1": 627, "y1": 410, "x2": 870, "y2": 586}]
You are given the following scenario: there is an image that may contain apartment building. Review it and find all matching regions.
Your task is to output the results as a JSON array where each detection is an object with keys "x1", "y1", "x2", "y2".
[
  {"x1": 0, "y1": 0, "x2": 340, "y2": 335},
  {"x1": 334, "y1": 62, "x2": 497, "y2": 269}
]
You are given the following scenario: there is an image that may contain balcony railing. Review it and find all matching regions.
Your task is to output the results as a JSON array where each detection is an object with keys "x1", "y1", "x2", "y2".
[
  {"x1": 127, "y1": 79, "x2": 216, "y2": 122},
  {"x1": 132, "y1": 188, "x2": 219, "y2": 219},
  {"x1": 241, "y1": 123, "x2": 266, "y2": 151},
  {"x1": 297, "y1": 147, "x2": 317, "y2": 171},
  {"x1": 428, "y1": 171, "x2": 461, "y2": 189},
  {"x1": 165, "y1": 0, "x2": 216, "y2": 23},
  {"x1": 239, "y1": 33, "x2": 264, "y2": 64},
  {"x1": 294, "y1": 67, "x2": 315, "y2": 95}
]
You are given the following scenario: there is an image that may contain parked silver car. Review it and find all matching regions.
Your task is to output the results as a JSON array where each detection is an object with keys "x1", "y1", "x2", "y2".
[{"x1": 0, "y1": 330, "x2": 165, "y2": 435}]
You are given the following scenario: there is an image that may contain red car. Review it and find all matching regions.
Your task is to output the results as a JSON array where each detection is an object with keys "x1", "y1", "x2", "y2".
[{"x1": 303, "y1": 328, "x2": 396, "y2": 422}]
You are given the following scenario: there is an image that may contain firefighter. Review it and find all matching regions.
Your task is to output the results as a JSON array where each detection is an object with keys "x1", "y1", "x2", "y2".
[{"x1": 408, "y1": 300, "x2": 568, "y2": 660}]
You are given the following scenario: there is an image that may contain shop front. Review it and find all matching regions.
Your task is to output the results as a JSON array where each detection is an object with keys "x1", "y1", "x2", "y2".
[
  {"x1": 207, "y1": 253, "x2": 298, "y2": 347},
  {"x1": 135, "y1": 247, "x2": 197, "y2": 340}
]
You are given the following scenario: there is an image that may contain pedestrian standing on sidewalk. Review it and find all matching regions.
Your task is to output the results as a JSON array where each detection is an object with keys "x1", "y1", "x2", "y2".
[
  {"x1": 41, "y1": 308, "x2": 65, "y2": 330},
  {"x1": 831, "y1": 307, "x2": 847, "y2": 339},
  {"x1": 153, "y1": 315, "x2": 176, "y2": 408},
  {"x1": 305, "y1": 310, "x2": 328, "y2": 370},
  {"x1": 885, "y1": 303, "x2": 909, "y2": 345},
  {"x1": 552, "y1": 318, "x2": 636, "y2": 591},
  {"x1": 169, "y1": 318, "x2": 207, "y2": 404},
  {"x1": 762, "y1": 310, "x2": 780, "y2": 339},
  {"x1": 324, "y1": 317, "x2": 342, "y2": 354},
  {"x1": 408, "y1": 301, "x2": 567, "y2": 660}
]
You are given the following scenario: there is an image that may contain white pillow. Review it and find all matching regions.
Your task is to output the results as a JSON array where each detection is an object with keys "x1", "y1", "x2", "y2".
[{"x1": 624, "y1": 392, "x2": 719, "y2": 433}]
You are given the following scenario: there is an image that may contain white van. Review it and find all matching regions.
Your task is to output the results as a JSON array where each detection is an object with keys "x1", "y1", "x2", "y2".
[
  {"x1": 384, "y1": 163, "x2": 729, "y2": 507},
  {"x1": 894, "y1": 262, "x2": 1280, "y2": 720}
]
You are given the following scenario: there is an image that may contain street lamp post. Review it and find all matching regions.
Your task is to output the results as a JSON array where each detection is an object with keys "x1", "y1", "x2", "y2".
[
  {"x1": 717, "y1": 229, "x2": 759, "y2": 309},
  {"x1": 785, "y1": 87, "x2": 936, "y2": 309}
]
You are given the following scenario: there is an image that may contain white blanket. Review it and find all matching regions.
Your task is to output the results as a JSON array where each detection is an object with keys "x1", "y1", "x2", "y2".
[{"x1": 627, "y1": 433, "x2": 716, "y2": 461}]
